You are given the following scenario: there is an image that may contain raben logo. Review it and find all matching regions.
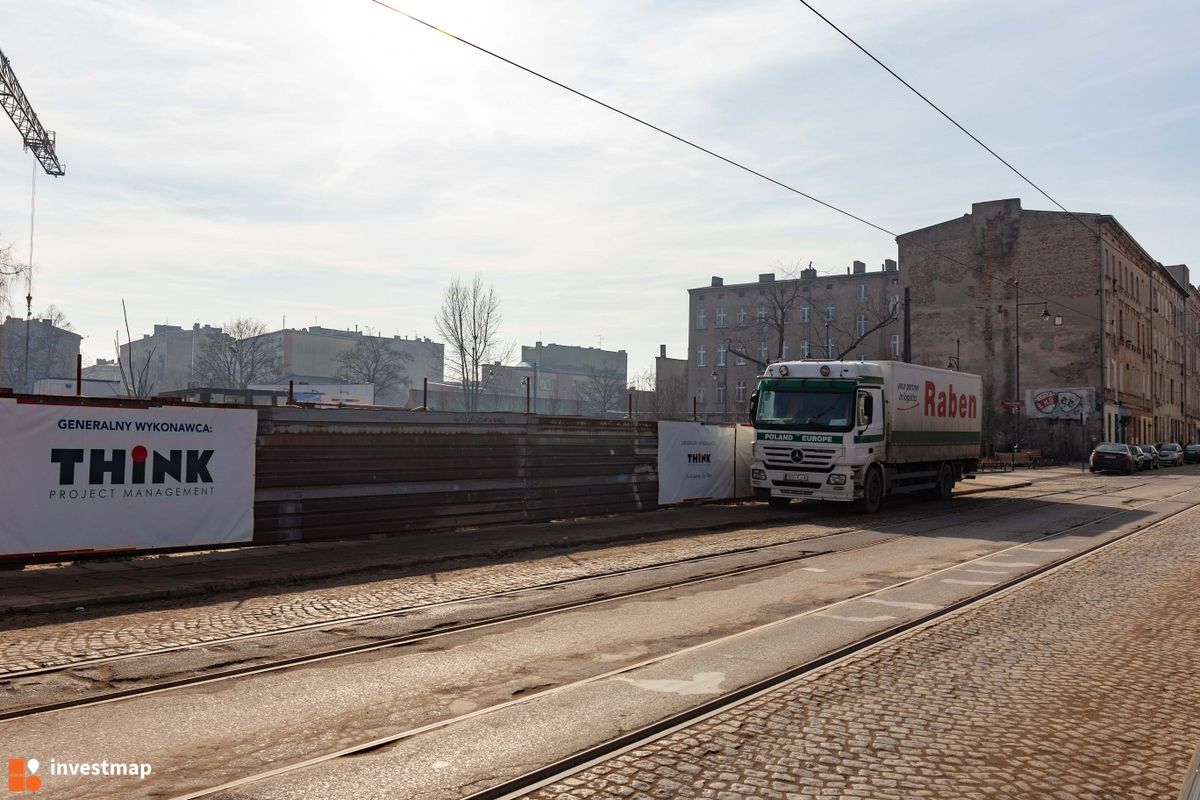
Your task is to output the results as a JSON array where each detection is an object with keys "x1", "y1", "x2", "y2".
[{"x1": 50, "y1": 446, "x2": 214, "y2": 486}]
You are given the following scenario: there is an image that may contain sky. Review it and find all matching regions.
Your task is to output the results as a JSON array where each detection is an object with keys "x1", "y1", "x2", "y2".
[{"x1": 1, "y1": 0, "x2": 1198, "y2": 377}]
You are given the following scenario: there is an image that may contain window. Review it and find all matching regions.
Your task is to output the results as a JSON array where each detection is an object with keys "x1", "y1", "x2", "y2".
[
  {"x1": 800, "y1": 340, "x2": 810, "y2": 358},
  {"x1": 781, "y1": 341, "x2": 789, "y2": 360},
  {"x1": 889, "y1": 295, "x2": 900, "y2": 313},
  {"x1": 825, "y1": 302, "x2": 836, "y2": 321},
  {"x1": 697, "y1": 386, "x2": 705, "y2": 404},
  {"x1": 857, "y1": 283, "x2": 868, "y2": 300},
  {"x1": 715, "y1": 307, "x2": 727, "y2": 328},
  {"x1": 716, "y1": 383, "x2": 726, "y2": 404},
  {"x1": 799, "y1": 305, "x2": 811, "y2": 323},
  {"x1": 736, "y1": 307, "x2": 746, "y2": 326},
  {"x1": 736, "y1": 381, "x2": 746, "y2": 403},
  {"x1": 696, "y1": 345, "x2": 705, "y2": 367},
  {"x1": 756, "y1": 305, "x2": 767, "y2": 324},
  {"x1": 890, "y1": 334, "x2": 900, "y2": 357},
  {"x1": 717, "y1": 343, "x2": 726, "y2": 367},
  {"x1": 735, "y1": 345, "x2": 746, "y2": 366},
  {"x1": 696, "y1": 308, "x2": 707, "y2": 329},
  {"x1": 857, "y1": 313, "x2": 868, "y2": 337}
]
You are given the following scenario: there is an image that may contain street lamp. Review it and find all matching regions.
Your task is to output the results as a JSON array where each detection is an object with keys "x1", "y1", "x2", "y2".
[
  {"x1": 946, "y1": 339, "x2": 961, "y2": 371},
  {"x1": 1004, "y1": 280, "x2": 1051, "y2": 450}
]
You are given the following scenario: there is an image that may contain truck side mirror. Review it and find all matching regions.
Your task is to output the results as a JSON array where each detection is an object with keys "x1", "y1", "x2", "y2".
[{"x1": 749, "y1": 390, "x2": 759, "y2": 424}]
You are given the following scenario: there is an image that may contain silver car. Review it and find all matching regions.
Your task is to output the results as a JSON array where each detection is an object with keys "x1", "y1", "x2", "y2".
[{"x1": 1157, "y1": 442, "x2": 1184, "y2": 467}]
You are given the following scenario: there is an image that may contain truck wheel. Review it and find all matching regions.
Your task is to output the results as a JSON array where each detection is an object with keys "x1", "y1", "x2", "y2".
[
  {"x1": 768, "y1": 496, "x2": 791, "y2": 508},
  {"x1": 856, "y1": 467, "x2": 883, "y2": 514},
  {"x1": 929, "y1": 462, "x2": 954, "y2": 501}
]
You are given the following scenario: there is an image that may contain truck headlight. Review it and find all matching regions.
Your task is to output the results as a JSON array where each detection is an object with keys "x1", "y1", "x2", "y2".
[
  {"x1": 752, "y1": 468, "x2": 767, "y2": 481},
  {"x1": 827, "y1": 474, "x2": 847, "y2": 485}
]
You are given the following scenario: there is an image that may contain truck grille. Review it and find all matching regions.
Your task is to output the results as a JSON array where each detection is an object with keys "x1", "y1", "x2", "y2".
[{"x1": 762, "y1": 445, "x2": 837, "y2": 469}]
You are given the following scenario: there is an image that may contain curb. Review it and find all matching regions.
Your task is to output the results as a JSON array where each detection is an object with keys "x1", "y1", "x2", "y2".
[{"x1": 1, "y1": 479, "x2": 1034, "y2": 616}]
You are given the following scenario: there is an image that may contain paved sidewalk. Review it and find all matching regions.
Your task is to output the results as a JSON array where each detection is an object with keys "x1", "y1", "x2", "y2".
[
  {"x1": 525, "y1": 495, "x2": 1200, "y2": 800},
  {"x1": 0, "y1": 471, "x2": 1038, "y2": 616}
]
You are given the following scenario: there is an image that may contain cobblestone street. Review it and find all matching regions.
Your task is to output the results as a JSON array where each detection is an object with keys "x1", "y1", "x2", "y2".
[
  {"x1": 0, "y1": 477, "x2": 1058, "y2": 672},
  {"x1": 525, "y1": 505, "x2": 1200, "y2": 800}
]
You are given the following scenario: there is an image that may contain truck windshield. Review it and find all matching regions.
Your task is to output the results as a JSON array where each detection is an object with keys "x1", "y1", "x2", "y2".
[{"x1": 756, "y1": 388, "x2": 854, "y2": 431}]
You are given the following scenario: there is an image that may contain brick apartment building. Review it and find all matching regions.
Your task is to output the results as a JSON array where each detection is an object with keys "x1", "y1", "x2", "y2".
[
  {"x1": 899, "y1": 198, "x2": 1200, "y2": 457},
  {"x1": 686, "y1": 261, "x2": 903, "y2": 421}
]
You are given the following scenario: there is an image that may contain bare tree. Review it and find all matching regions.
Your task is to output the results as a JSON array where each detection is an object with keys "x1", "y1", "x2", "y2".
[
  {"x1": 577, "y1": 366, "x2": 625, "y2": 417},
  {"x1": 0, "y1": 239, "x2": 24, "y2": 313},
  {"x1": 335, "y1": 330, "x2": 412, "y2": 404},
  {"x1": 804, "y1": 291, "x2": 899, "y2": 361},
  {"x1": 195, "y1": 317, "x2": 279, "y2": 388},
  {"x1": 435, "y1": 275, "x2": 510, "y2": 412},
  {"x1": 115, "y1": 300, "x2": 155, "y2": 397},
  {"x1": 753, "y1": 262, "x2": 808, "y2": 361}
]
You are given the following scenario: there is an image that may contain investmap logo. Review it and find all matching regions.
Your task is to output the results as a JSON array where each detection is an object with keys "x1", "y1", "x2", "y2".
[
  {"x1": 7, "y1": 759, "x2": 40, "y2": 793},
  {"x1": 6, "y1": 758, "x2": 153, "y2": 791},
  {"x1": 48, "y1": 445, "x2": 216, "y2": 501}
]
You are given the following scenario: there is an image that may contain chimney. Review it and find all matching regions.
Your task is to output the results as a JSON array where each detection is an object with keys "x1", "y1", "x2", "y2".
[
  {"x1": 883, "y1": 258, "x2": 897, "y2": 272},
  {"x1": 853, "y1": 260, "x2": 866, "y2": 275},
  {"x1": 659, "y1": 344, "x2": 667, "y2": 358},
  {"x1": 801, "y1": 266, "x2": 817, "y2": 279},
  {"x1": 711, "y1": 276, "x2": 724, "y2": 287},
  {"x1": 759, "y1": 273, "x2": 775, "y2": 283}
]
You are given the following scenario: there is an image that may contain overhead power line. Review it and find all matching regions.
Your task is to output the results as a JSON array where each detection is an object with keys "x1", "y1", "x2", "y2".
[
  {"x1": 793, "y1": 0, "x2": 1097, "y2": 242},
  {"x1": 366, "y1": 1, "x2": 1103, "y2": 323}
]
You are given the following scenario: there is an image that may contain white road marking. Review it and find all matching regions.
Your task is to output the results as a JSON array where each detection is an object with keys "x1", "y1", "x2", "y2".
[
  {"x1": 861, "y1": 598, "x2": 939, "y2": 611},
  {"x1": 1023, "y1": 547, "x2": 1069, "y2": 553},
  {"x1": 974, "y1": 561, "x2": 1040, "y2": 568},
  {"x1": 962, "y1": 569, "x2": 1010, "y2": 575},
  {"x1": 800, "y1": 567, "x2": 827, "y2": 573},
  {"x1": 943, "y1": 578, "x2": 994, "y2": 586},
  {"x1": 432, "y1": 761, "x2": 451, "y2": 770},
  {"x1": 617, "y1": 671, "x2": 726, "y2": 695},
  {"x1": 817, "y1": 613, "x2": 896, "y2": 623}
]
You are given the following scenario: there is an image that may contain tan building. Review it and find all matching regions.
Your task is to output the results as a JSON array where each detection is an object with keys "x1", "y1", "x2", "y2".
[
  {"x1": 899, "y1": 198, "x2": 1198, "y2": 457},
  {"x1": 687, "y1": 262, "x2": 903, "y2": 421}
]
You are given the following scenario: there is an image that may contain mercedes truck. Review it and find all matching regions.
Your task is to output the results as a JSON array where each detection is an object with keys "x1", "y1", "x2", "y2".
[{"x1": 749, "y1": 360, "x2": 982, "y2": 513}]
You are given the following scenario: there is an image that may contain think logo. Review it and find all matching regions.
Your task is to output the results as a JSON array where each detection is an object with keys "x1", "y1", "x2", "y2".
[{"x1": 7, "y1": 759, "x2": 40, "y2": 793}]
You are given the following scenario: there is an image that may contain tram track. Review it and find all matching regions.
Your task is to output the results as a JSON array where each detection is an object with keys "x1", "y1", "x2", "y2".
[
  {"x1": 0, "y1": 476, "x2": 1108, "y2": 685},
  {"x1": 153, "y1": 483, "x2": 1196, "y2": 800},
  {"x1": 0, "y1": 481, "x2": 1140, "y2": 725}
]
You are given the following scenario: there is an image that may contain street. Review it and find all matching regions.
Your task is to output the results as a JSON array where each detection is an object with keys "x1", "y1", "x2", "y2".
[{"x1": 3, "y1": 467, "x2": 1199, "y2": 799}]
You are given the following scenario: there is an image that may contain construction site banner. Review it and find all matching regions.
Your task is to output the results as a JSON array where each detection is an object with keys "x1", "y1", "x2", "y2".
[
  {"x1": 657, "y1": 421, "x2": 736, "y2": 505},
  {"x1": 0, "y1": 400, "x2": 256, "y2": 557}
]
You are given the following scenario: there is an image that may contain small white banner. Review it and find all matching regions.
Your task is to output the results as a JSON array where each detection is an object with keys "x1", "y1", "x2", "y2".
[
  {"x1": 657, "y1": 421, "x2": 736, "y2": 505},
  {"x1": 0, "y1": 400, "x2": 257, "y2": 556}
]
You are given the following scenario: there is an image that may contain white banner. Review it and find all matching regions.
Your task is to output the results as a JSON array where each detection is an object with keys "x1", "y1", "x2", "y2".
[
  {"x1": 657, "y1": 421, "x2": 736, "y2": 505},
  {"x1": 0, "y1": 400, "x2": 257, "y2": 557}
]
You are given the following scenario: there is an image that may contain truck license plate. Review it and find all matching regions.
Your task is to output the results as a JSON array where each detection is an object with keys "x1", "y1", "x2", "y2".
[{"x1": 785, "y1": 472, "x2": 809, "y2": 482}]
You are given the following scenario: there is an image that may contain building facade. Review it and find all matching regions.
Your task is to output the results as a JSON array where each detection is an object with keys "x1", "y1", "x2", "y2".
[
  {"x1": 899, "y1": 198, "x2": 1199, "y2": 458},
  {"x1": 0, "y1": 315, "x2": 82, "y2": 392},
  {"x1": 120, "y1": 323, "x2": 226, "y2": 395},
  {"x1": 687, "y1": 261, "x2": 903, "y2": 421}
]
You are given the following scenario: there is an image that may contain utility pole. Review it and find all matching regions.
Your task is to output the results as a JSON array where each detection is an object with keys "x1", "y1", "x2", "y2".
[{"x1": 902, "y1": 287, "x2": 912, "y2": 363}]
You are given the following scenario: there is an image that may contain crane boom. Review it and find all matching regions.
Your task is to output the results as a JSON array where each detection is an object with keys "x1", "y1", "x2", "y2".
[{"x1": 0, "y1": 46, "x2": 64, "y2": 176}]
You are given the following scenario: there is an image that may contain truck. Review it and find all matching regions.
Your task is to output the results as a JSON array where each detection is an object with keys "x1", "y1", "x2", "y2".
[{"x1": 748, "y1": 360, "x2": 982, "y2": 513}]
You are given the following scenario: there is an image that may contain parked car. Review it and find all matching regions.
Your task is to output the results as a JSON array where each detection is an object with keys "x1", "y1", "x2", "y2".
[
  {"x1": 1157, "y1": 442, "x2": 1184, "y2": 467},
  {"x1": 1137, "y1": 445, "x2": 1161, "y2": 470},
  {"x1": 1090, "y1": 443, "x2": 1136, "y2": 474},
  {"x1": 1185, "y1": 444, "x2": 1200, "y2": 464},
  {"x1": 1127, "y1": 444, "x2": 1146, "y2": 471}
]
